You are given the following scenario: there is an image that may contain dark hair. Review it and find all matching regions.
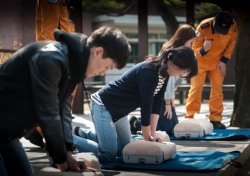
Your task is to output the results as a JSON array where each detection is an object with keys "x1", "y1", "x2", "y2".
[
  {"x1": 87, "y1": 26, "x2": 131, "y2": 69},
  {"x1": 148, "y1": 46, "x2": 197, "y2": 79},
  {"x1": 169, "y1": 46, "x2": 198, "y2": 79},
  {"x1": 159, "y1": 24, "x2": 196, "y2": 55}
]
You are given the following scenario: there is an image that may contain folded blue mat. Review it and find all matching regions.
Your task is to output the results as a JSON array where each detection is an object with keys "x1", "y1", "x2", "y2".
[
  {"x1": 133, "y1": 129, "x2": 250, "y2": 141},
  {"x1": 101, "y1": 151, "x2": 240, "y2": 171},
  {"x1": 171, "y1": 129, "x2": 250, "y2": 140}
]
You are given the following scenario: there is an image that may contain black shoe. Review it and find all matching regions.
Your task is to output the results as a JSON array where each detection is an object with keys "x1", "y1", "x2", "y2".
[
  {"x1": 24, "y1": 129, "x2": 45, "y2": 148},
  {"x1": 73, "y1": 126, "x2": 88, "y2": 138},
  {"x1": 135, "y1": 117, "x2": 141, "y2": 131},
  {"x1": 73, "y1": 126, "x2": 81, "y2": 137},
  {"x1": 129, "y1": 116, "x2": 139, "y2": 134},
  {"x1": 210, "y1": 121, "x2": 226, "y2": 129}
]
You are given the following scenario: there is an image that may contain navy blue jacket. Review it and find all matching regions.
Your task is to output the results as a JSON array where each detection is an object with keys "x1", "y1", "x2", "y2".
[{"x1": 99, "y1": 61, "x2": 168, "y2": 126}]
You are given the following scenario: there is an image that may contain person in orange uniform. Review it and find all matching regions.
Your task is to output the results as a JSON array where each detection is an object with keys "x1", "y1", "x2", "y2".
[
  {"x1": 185, "y1": 11, "x2": 238, "y2": 129},
  {"x1": 36, "y1": 0, "x2": 75, "y2": 41}
]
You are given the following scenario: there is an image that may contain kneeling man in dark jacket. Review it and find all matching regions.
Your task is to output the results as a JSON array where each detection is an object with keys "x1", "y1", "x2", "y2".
[{"x1": 0, "y1": 26, "x2": 130, "y2": 175}]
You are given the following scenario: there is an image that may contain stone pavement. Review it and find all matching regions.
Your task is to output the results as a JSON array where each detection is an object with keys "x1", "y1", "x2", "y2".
[
  {"x1": 22, "y1": 100, "x2": 238, "y2": 175},
  {"x1": 72, "y1": 100, "x2": 234, "y2": 129}
]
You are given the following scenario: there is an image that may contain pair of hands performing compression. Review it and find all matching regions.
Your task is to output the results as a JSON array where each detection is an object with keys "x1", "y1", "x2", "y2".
[{"x1": 56, "y1": 152, "x2": 98, "y2": 173}]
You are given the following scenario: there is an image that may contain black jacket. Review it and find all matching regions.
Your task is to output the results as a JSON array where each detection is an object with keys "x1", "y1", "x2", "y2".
[{"x1": 0, "y1": 29, "x2": 90, "y2": 163}]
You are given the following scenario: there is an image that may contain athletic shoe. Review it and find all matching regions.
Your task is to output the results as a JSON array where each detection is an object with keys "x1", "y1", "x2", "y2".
[
  {"x1": 73, "y1": 126, "x2": 81, "y2": 137},
  {"x1": 73, "y1": 126, "x2": 88, "y2": 138},
  {"x1": 24, "y1": 129, "x2": 45, "y2": 148},
  {"x1": 129, "y1": 116, "x2": 139, "y2": 134},
  {"x1": 210, "y1": 121, "x2": 226, "y2": 129}
]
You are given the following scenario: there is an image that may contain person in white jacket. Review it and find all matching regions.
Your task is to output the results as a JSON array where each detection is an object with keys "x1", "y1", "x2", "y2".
[{"x1": 130, "y1": 24, "x2": 198, "y2": 135}]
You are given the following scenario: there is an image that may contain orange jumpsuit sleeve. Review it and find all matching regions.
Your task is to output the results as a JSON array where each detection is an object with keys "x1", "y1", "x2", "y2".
[
  {"x1": 221, "y1": 23, "x2": 238, "y2": 62},
  {"x1": 192, "y1": 25, "x2": 207, "y2": 58}
]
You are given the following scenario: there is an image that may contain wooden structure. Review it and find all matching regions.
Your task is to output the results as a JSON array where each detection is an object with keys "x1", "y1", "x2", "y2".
[{"x1": 177, "y1": 84, "x2": 235, "y2": 104}]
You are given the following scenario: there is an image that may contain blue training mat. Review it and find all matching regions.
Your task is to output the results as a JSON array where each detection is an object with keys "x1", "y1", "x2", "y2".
[
  {"x1": 101, "y1": 151, "x2": 240, "y2": 171},
  {"x1": 132, "y1": 129, "x2": 250, "y2": 141},
  {"x1": 171, "y1": 129, "x2": 250, "y2": 140}
]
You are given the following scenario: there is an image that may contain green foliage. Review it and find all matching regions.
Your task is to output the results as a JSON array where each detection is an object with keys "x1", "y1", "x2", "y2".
[
  {"x1": 82, "y1": 0, "x2": 126, "y2": 12},
  {"x1": 195, "y1": 3, "x2": 221, "y2": 22},
  {"x1": 163, "y1": 0, "x2": 185, "y2": 6}
]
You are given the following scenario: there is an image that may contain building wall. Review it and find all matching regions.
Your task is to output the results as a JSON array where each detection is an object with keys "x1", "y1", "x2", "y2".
[
  {"x1": 0, "y1": 0, "x2": 36, "y2": 50},
  {"x1": 0, "y1": 0, "x2": 83, "y2": 51}
]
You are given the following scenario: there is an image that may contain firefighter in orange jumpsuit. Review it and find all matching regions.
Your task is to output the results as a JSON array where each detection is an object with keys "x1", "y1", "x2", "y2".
[
  {"x1": 25, "y1": 0, "x2": 75, "y2": 148},
  {"x1": 36, "y1": 0, "x2": 75, "y2": 41},
  {"x1": 185, "y1": 11, "x2": 238, "y2": 129}
]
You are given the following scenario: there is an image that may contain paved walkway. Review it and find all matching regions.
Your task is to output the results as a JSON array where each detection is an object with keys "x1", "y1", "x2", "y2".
[
  {"x1": 72, "y1": 100, "x2": 234, "y2": 130},
  {"x1": 22, "y1": 100, "x2": 236, "y2": 175}
]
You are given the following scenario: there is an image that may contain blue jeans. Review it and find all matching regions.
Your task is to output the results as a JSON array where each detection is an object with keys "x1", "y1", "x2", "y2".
[
  {"x1": 73, "y1": 101, "x2": 132, "y2": 162},
  {"x1": 0, "y1": 138, "x2": 34, "y2": 176}
]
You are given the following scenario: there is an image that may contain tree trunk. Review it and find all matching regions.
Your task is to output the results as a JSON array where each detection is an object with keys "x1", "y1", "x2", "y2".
[
  {"x1": 152, "y1": 0, "x2": 179, "y2": 38},
  {"x1": 230, "y1": 7, "x2": 250, "y2": 127}
]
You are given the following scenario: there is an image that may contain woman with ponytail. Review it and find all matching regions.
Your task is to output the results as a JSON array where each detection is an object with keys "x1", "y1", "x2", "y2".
[
  {"x1": 73, "y1": 46, "x2": 197, "y2": 162},
  {"x1": 130, "y1": 24, "x2": 198, "y2": 135}
]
